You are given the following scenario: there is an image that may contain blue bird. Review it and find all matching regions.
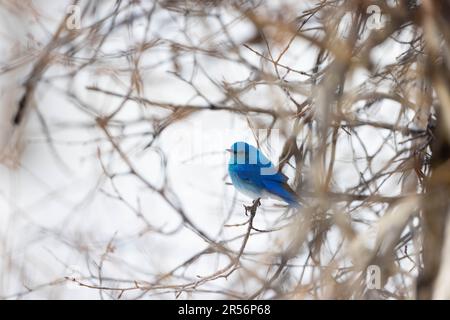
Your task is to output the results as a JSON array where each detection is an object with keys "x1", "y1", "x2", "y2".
[{"x1": 227, "y1": 141, "x2": 300, "y2": 208}]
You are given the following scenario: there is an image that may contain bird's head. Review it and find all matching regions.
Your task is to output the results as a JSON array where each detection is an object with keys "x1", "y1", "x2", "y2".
[{"x1": 226, "y1": 141, "x2": 260, "y2": 165}]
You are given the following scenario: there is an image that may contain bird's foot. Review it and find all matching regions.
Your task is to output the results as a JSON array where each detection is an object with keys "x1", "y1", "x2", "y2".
[{"x1": 244, "y1": 198, "x2": 261, "y2": 216}]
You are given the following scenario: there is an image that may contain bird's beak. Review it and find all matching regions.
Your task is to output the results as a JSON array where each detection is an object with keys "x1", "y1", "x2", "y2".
[{"x1": 225, "y1": 148, "x2": 232, "y2": 153}]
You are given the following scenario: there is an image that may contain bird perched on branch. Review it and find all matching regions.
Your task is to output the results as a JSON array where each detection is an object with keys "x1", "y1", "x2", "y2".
[{"x1": 227, "y1": 141, "x2": 300, "y2": 208}]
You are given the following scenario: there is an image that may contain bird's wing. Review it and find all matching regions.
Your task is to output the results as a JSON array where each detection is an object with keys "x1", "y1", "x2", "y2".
[
  {"x1": 238, "y1": 161, "x2": 289, "y2": 183},
  {"x1": 264, "y1": 170, "x2": 289, "y2": 182},
  {"x1": 261, "y1": 178, "x2": 299, "y2": 207},
  {"x1": 257, "y1": 151, "x2": 289, "y2": 183},
  {"x1": 232, "y1": 165, "x2": 265, "y2": 187}
]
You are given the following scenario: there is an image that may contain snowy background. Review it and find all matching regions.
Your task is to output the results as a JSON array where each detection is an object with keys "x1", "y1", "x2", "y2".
[{"x1": 0, "y1": 0, "x2": 422, "y2": 299}]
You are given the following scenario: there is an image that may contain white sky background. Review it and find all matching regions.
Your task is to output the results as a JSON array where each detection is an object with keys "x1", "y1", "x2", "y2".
[{"x1": 0, "y1": 0, "x2": 417, "y2": 299}]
